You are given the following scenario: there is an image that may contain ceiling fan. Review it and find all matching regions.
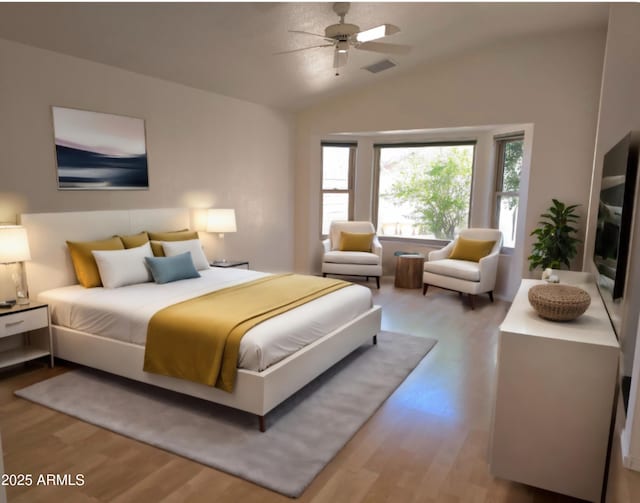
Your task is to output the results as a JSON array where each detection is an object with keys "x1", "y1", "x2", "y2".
[{"x1": 276, "y1": 2, "x2": 411, "y2": 75}]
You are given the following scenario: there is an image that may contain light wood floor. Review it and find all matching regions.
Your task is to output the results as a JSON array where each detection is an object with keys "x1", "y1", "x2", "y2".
[{"x1": 2, "y1": 277, "x2": 640, "y2": 502}]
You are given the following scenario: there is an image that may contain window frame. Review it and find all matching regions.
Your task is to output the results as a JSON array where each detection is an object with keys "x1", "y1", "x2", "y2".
[
  {"x1": 493, "y1": 133, "x2": 524, "y2": 249},
  {"x1": 372, "y1": 140, "x2": 477, "y2": 243},
  {"x1": 320, "y1": 142, "x2": 356, "y2": 237}
]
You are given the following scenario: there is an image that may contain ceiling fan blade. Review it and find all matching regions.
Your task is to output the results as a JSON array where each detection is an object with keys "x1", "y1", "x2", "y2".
[
  {"x1": 356, "y1": 41, "x2": 411, "y2": 55},
  {"x1": 355, "y1": 24, "x2": 400, "y2": 43},
  {"x1": 274, "y1": 44, "x2": 334, "y2": 55},
  {"x1": 333, "y1": 49, "x2": 349, "y2": 69},
  {"x1": 289, "y1": 30, "x2": 332, "y2": 41}
]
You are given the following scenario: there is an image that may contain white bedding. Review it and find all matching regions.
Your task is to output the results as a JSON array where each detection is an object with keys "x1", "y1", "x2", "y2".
[{"x1": 38, "y1": 268, "x2": 372, "y2": 372}]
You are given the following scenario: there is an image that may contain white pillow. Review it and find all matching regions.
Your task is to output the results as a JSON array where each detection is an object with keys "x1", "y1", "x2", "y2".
[
  {"x1": 161, "y1": 239, "x2": 210, "y2": 270},
  {"x1": 92, "y1": 242, "x2": 153, "y2": 289}
]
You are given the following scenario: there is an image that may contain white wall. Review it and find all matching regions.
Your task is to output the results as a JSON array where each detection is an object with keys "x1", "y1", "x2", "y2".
[
  {"x1": 294, "y1": 28, "x2": 605, "y2": 300},
  {"x1": 0, "y1": 38, "x2": 295, "y2": 299},
  {"x1": 585, "y1": 4, "x2": 640, "y2": 473},
  {"x1": 583, "y1": 4, "x2": 640, "y2": 376}
]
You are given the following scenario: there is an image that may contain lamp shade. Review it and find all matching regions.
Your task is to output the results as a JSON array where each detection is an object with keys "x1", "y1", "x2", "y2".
[
  {"x1": 206, "y1": 209, "x2": 237, "y2": 234},
  {"x1": 0, "y1": 226, "x2": 31, "y2": 263}
]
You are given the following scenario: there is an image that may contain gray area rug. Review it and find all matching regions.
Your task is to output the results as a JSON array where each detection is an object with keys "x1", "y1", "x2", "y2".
[{"x1": 15, "y1": 331, "x2": 436, "y2": 497}]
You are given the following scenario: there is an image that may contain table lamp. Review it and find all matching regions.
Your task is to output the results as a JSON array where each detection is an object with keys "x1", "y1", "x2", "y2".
[
  {"x1": 206, "y1": 209, "x2": 237, "y2": 263},
  {"x1": 0, "y1": 225, "x2": 32, "y2": 305}
]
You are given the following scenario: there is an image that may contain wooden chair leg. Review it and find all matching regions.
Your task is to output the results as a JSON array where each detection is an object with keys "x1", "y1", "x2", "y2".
[
  {"x1": 322, "y1": 273, "x2": 327, "y2": 277},
  {"x1": 488, "y1": 291, "x2": 494, "y2": 303},
  {"x1": 422, "y1": 284, "x2": 429, "y2": 295},
  {"x1": 258, "y1": 415, "x2": 266, "y2": 432},
  {"x1": 375, "y1": 276, "x2": 380, "y2": 289},
  {"x1": 468, "y1": 294, "x2": 475, "y2": 310}
]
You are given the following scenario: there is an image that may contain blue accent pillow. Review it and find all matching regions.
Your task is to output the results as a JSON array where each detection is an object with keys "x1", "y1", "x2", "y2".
[{"x1": 144, "y1": 252, "x2": 200, "y2": 284}]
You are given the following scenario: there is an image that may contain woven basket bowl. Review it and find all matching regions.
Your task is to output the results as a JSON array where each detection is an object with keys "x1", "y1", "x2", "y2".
[{"x1": 528, "y1": 284, "x2": 591, "y2": 321}]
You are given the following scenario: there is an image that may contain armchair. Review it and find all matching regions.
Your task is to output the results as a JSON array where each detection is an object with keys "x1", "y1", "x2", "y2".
[
  {"x1": 422, "y1": 228, "x2": 502, "y2": 309},
  {"x1": 322, "y1": 221, "x2": 383, "y2": 289}
]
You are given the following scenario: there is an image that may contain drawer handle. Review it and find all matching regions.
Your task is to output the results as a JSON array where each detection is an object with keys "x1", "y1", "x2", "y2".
[{"x1": 5, "y1": 320, "x2": 25, "y2": 327}]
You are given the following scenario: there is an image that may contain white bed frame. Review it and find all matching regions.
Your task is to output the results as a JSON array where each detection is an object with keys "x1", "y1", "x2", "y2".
[{"x1": 20, "y1": 209, "x2": 382, "y2": 430}]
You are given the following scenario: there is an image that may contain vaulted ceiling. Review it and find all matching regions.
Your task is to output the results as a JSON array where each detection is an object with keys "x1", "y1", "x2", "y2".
[{"x1": 0, "y1": 2, "x2": 609, "y2": 110}]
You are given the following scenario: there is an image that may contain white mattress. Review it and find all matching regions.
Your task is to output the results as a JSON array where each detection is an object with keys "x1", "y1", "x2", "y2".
[{"x1": 39, "y1": 268, "x2": 373, "y2": 372}]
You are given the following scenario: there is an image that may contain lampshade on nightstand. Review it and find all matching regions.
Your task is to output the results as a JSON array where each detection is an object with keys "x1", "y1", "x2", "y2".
[
  {"x1": 0, "y1": 226, "x2": 31, "y2": 263},
  {"x1": 0, "y1": 225, "x2": 32, "y2": 304},
  {"x1": 206, "y1": 209, "x2": 237, "y2": 238},
  {"x1": 206, "y1": 209, "x2": 237, "y2": 264}
]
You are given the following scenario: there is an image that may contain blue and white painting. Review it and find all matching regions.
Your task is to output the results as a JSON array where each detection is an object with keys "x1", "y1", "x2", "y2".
[{"x1": 52, "y1": 107, "x2": 149, "y2": 190}]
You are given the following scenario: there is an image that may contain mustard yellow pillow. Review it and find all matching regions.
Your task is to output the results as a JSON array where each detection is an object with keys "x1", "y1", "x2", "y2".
[
  {"x1": 118, "y1": 232, "x2": 149, "y2": 249},
  {"x1": 448, "y1": 237, "x2": 496, "y2": 262},
  {"x1": 147, "y1": 230, "x2": 198, "y2": 256},
  {"x1": 338, "y1": 232, "x2": 374, "y2": 252},
  {"x1": 66, "y1": 237, "x2": 125, "y2": 288}
]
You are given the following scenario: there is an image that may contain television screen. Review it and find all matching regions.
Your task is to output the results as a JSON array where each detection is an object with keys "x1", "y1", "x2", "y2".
[{"x1": 594, "y1": 131, "x2": 639, "y2": 299}]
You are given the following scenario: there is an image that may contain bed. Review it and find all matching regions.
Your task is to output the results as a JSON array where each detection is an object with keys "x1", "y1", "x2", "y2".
[{"x1": 21, "y1": 209, "x2": 381, "y2": 431}]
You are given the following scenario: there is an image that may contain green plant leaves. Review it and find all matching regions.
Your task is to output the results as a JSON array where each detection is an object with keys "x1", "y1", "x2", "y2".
[{"x1": 528, "y1": 199, "x2": 581, "y2": 271}]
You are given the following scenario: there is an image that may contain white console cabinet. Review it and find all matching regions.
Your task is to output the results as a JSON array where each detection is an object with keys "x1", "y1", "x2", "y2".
[{"x1": 489, "y1": 271, "x2": 619, "y2": 502}]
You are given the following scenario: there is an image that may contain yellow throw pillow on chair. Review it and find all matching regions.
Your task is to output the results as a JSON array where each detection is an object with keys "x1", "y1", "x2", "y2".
[
  {"x1": 338, "y1": 232, "x2": 374, "y2": 252},
  {"x1": 448, "y1": 236, "x2": 496, "y2": 262}
]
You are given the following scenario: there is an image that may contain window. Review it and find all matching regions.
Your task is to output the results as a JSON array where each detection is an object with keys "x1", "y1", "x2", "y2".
[
  {"x1": 374, "y1": 142, "x2": 476, "y2": 240},
  {"x1": 321, "y1": 143, "x2": 356, "y2": 235},
  {"x1": 494, "y1": 135, "x2": 524, "y2": 248}
]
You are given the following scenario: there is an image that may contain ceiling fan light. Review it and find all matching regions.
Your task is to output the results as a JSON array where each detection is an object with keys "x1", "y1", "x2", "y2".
[
  {"x1": 356, "y1": 24, "x2": 399, "y2": 43},
  {"x1": 336, "y1": 40, "x2": 349, "y2": 53},
  {"x1": 333, "y1": 48, "x2": 348, "y2": 69}
]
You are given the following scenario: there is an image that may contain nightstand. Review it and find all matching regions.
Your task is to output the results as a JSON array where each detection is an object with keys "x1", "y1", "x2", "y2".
[
  {"x1": 210, "y1": 260, "x2": 250, "y2": 269},
  {"x1": 0, "y1": 302, "x2": 53, "y2": 370}
]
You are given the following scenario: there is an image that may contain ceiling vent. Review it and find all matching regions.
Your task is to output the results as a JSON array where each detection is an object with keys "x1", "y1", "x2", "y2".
[{"x1": 362, "y1": 59, "x2": 397, "y2": 74}]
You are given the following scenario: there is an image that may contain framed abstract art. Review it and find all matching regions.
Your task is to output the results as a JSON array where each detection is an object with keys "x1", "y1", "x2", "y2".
[{"x1": 52, "y1": 106, "x2": 149, "y2": 190}]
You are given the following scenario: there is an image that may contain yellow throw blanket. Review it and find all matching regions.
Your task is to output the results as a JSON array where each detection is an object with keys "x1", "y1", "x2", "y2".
[{"x1": 143, "y1": 274, "x2": 350, "y2": 392}]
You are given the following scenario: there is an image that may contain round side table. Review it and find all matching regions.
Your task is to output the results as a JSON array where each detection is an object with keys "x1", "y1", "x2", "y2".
[{"x1": 394, "y1": 254, "x2": 425, "y2": 289}]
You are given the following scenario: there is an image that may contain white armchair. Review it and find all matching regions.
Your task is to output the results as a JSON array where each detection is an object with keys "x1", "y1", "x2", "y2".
[
  {"x1": 322, "y1": 221, "x2": 383, "y2": 289},
  {"x1": 423, "y1": 228, "x2": 503, "y2": 309}
]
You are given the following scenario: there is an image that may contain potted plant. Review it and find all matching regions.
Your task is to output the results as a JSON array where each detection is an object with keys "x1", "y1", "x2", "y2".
[{"x1": 529, "y1": 199, "x2": 581, "y2": 271}]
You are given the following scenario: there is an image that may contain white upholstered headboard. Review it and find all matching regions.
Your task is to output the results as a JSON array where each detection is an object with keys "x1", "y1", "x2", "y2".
[{"x1": 20, "y1": 208, "x2": 191, "y2": 298}]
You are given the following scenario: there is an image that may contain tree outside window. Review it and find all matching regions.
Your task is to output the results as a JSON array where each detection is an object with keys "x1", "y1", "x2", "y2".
[
  {"x1": 376, "y1": 143, "x2": 475, "y2": 240},
  {"x1": 494, "y1": 136, "x2": 524, "y2": 248}
]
